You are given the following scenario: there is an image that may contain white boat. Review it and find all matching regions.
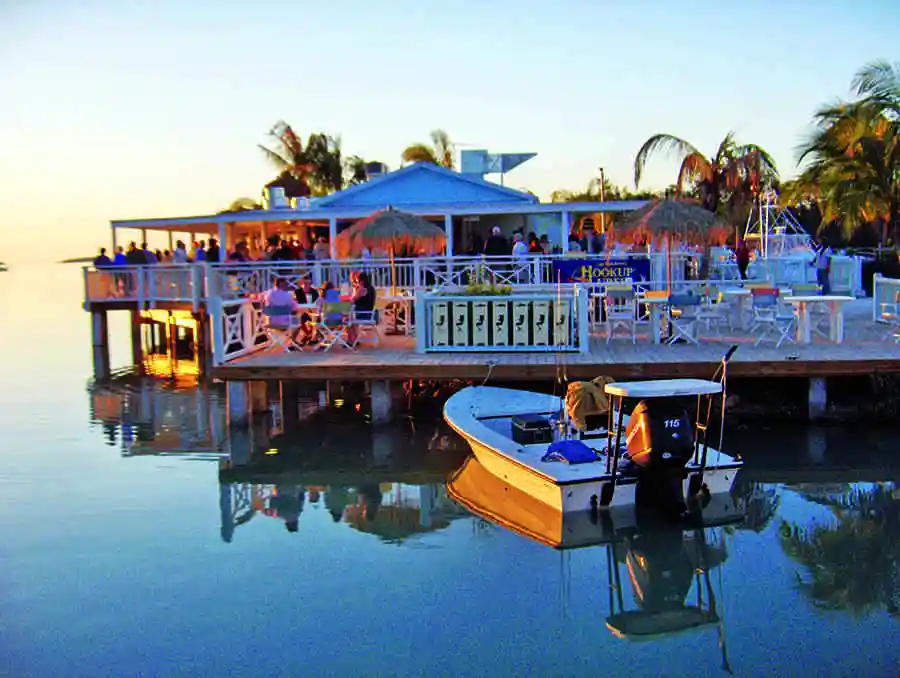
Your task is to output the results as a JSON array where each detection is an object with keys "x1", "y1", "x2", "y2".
[{"x1": 443, "y1": 350, "x2": 743, "y2": 515}]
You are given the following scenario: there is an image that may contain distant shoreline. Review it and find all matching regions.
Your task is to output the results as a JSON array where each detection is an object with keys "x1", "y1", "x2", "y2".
[{"x1": 58, "y1": 257, "x2": 93, "y2": 264}]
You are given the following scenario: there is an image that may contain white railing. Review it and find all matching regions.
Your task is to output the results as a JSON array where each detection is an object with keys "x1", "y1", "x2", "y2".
[
  {"x1": 211, "y1": 297, "x2": 268, "y2": 365},
  {"x1": 82, "y1": 266, "x2": 144, "y2": 306},
  {"x1": 414, "y1": 285, "x2": 590, "y2": 353},
  {"x1": 873, "y1": 274, "x2": 900, "y2": 323}
]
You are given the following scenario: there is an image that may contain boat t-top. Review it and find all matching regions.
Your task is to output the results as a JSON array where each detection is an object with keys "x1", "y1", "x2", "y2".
[{"x1": 443, "y1": 346, "x2": 743, "y2": 517}]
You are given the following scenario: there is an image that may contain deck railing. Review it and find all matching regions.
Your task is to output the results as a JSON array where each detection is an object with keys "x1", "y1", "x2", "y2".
[
  {"x1": 873, "y1": 274, "x2": 900, "y2": 322},
  {"x1": 211, "y1": 297, "x2": 268, "y2": 365},
  {"x1": 82, "y1": 252, "x2": 866, "y2": 311}
]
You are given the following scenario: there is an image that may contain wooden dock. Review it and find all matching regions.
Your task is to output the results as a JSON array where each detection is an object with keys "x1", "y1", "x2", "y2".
[{"x1": 213, "y1": 300, "x2": 900, "y2": 382}]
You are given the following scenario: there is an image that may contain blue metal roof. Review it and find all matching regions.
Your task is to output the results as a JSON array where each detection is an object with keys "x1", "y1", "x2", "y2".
[{"x1": 313, "y1": 162, "x2": 538, "y2": 209}]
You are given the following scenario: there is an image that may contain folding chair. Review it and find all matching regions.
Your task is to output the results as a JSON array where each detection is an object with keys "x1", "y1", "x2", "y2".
[
  {"x1": 603, "y1": 287, "x2": 637, "y2": 344},
  {"x1": 750, "y1": 288, "x2": 796, "y2": 347},
  {"x1": 262, "y1": 305, "x2": 300, "y2": 352},
  {"x1": 317, "y1": 301, "x2": 354, "y2": 351},
  {"x1": 350, "y1": 309, "x2": 381, "y2": 347},
  {"x1": 881, "y1": 290, "x2": 900, "y2": 343},
  {"x1": 695, "y1": 285, "x2": 730, "y2": 336},
  {"x1": 666, "y1": 293, "x2": 702, "y2": 345}
]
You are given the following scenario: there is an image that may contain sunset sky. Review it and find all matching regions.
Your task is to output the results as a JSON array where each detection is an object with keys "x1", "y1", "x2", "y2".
[{"x1": 1, "y1": 0, "x2": 897, "y2": 264}]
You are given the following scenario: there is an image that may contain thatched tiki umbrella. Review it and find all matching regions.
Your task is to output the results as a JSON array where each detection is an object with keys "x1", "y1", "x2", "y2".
[
  {"x1": 335, "y1": 207, "x2": 446, "y2": 259},
  {"x1": 614, "y1": 199, "x2": 731, "y2": 287}
]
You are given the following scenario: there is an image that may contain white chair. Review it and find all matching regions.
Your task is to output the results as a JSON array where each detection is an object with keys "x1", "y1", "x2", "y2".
[
  {"x1": 603, "y1": 288, "x2": 637, "y2": 344},
  {"x1": 350, "y1": 309, "x2": 381, "y2": 347},
  {"x1": 750, "y1": 289, "x2": 796, "y2": 347},
  {"x1": 666, "y1": 293, "x2": 702, "y2": 345},
  {"x1": 262, "y1": 305, "x2": 300, "y2": 352},
  {"x1": 317, "y1": 301, "x2": 354, "y2": 351},
  {"x1": 695, "y1": 286, "x2": 731, "y2": 336},
  {"x1": 881, "y1": 290, "x2": 900, "y2": 343}
]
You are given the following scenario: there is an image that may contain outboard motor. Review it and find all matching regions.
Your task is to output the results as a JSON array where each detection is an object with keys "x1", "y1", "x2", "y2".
[{"x1": 624, "y1": 399, "x2": 694, "y2": 516}]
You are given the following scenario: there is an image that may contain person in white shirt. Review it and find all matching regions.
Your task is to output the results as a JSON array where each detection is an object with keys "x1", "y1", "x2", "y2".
[
  {"x1": 172, "y1": 241, "x2": 190, "y2": 263},
  {"x1": 511, "y1": 232, "x2": 528, "y2": 258},
  {"x1": 811, "y1": 241, "x2": 833, "y2": 294}
]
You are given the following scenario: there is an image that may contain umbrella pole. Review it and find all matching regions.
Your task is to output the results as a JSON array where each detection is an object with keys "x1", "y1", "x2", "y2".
[
  {"x1": 666, "y1": 233, "x2": 672, "y2": 294},
  {"x1": 390, "y1": 246, "x2": 397, "y2": 296}
]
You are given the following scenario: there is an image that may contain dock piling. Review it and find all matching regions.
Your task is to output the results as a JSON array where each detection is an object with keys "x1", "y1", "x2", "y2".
[
  {"x1": 91, "y1": 310, "x2": 110, "y2": 380},
  {"x1": 370, "y1": 379, "x2": 402, "y2": 425},
  {"x1": 808, "y1": 377, "x2": 828, "y2": 421},
  {"x1": 227, "y1": 381, "x2": 251, "y2": 427}
]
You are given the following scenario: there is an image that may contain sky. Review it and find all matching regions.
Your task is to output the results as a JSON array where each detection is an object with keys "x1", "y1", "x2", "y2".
[{"x1": 0, "y1": 0, "x2": 898, "y2": 264}]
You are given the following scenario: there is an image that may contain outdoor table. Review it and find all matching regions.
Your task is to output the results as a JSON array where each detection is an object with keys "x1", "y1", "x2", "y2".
[
  {"x1": 640, "y1": 292, "x2": 670, "y2": 345},
  {"x1": 380, "y1": 294, "x2": 414, "y2": 335},
  {"x1": 721, "y1": 288, "x2": 751, "y2": 330},
  {"x1": 785, "y1": 295, "x2": 855, "y2": 345}
]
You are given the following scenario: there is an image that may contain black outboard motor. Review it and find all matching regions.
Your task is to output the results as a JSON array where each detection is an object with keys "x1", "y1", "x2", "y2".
[{"x1": 624, "y1": 399, "x2": 694, "y2": 516}]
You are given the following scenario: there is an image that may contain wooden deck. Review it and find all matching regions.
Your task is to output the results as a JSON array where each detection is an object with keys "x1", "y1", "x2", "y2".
[{"x1": 213, "y1": 299, "x2": 900, "y2": 381}]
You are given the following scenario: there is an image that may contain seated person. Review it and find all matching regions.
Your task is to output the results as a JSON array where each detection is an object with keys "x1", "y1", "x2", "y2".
[
  {"x1": 294, "y1": 278, "x2": 321, "y2": 344},
  {"x1": 317, "y1": 281, "x2": 344, "y2": 326},
  {"x1": 263, "y1": 278, "x2": 301, "y2": 341},
  {"x1": 348, "y1": 272, "x2": 376, "y2": 345}
]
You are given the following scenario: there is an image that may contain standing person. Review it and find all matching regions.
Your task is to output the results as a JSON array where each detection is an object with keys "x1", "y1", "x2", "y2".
[
  {"x1": 142, "y1": 243, "x2": 158, "y2": 264},
  {"x1": 483, "y1": 226, "x2": 508, "y2": 256},
  {"x1": 113, "y1": 246, "x2": 127, "y2": 265},
  {"x1": 93, "y1": 248, "x2": 112, "y2": 266},
  {"x1": 735, "y1": 239, "x2": 751, "y2": 280},
  {"x1": 313, "y1": 236, "x2": 330, "y2": 260},
  {"x1": 172, "y1": 240, "x2": 190, "y2": 263},
  {"x1": 811, "y1": 240, "x2": 833, "y2": 294},
  {"x1": 206, "y1": 238, "x2": 221, "y2": 263}
]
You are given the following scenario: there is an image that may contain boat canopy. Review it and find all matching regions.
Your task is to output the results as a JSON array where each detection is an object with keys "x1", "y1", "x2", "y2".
[{"x1": 605, "y1": 379, "x2": 722, "y2": 399}]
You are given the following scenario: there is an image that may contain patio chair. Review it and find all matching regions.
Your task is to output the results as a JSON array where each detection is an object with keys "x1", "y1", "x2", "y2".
[
  {"x1": 881, "y1": 290, "x2": 900, "y2": 343},
  {"x1": 350, "y1": 309, "x2": 381, "y2": 347},
  {"x1": 262, "y1": 304, "x2": 300, "y2": 352},
  {"x1": 603, "y1": 288, "x2": 637, "y2": 344},
  {"x1": 317, "y1": 301, "x2": 354, "y2": 351},
  {"x1": 750, "y1": 288, "x2": 796, "y2": 348},
  {"x1": 666, "y1": 293, "x2": 703, "y2": 345},
  {"x1": 695, "y1": 287, "x2": 730, "y2": 336}
]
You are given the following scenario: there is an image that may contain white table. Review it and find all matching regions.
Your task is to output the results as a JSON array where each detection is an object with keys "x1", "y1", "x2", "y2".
[
  {"x1": 640, "y1": 295, "x2": 671, "y2": 345},
  {"x1": 379, "y1": 294, "x2": 414, "y2": 335},
  {"x1": 785, "y1": 295, "x2": 855, "y2": 344},
  {"x1": 721, "y1": 289, "x2": 751, "y2": 330}
]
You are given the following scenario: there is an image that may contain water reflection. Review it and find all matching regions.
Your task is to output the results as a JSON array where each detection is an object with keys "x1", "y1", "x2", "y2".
[{"x1": 779, "y1": 482, "x2": 900, "y2": 617}]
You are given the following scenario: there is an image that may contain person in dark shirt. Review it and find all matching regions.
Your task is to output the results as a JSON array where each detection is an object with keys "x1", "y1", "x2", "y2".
[
  {"x1": 527, "y1": 233, "x2": 543, "y2": 254},
  {"x1": 294, "y1": 279, "x2": 320, "y2": 344},
  {"x1": 125, "y1": 241, "x2": 147, "y2": 265},
  {"x1": 272, "y1": 239, "x2": 295, "y2": 261},
  {"x1": 205, "y1": 238, "x2": 221, "y2": 263},
  {"x1": 735, "y1": 240, "x2": 751, "y2": 280},
  {"x1": 347, "y1": 271, "x2": 376, "y2": 346},
  {"x1": 295, "y1": 278, "x2": 320, "y2": 305},
  {"x1": 93, "y1": 247, "x2": 112, "y2": 267},
  {"x1": 483, "y1": 226, "x2": 509, "y2": 256}
]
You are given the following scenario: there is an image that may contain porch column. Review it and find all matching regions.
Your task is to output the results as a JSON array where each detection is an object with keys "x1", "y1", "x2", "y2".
[
  {"x1": 217, "y1": 221, "x2": 227, "y2": 261},
  {"x1": 141, "y1": 228, "x2": 148, "y2": 244},
  {"x1": 444, "y1": 214, "x2": 454, "y2": 257},
  {"x1": 168, "y1": 231, "x2": 174, "y2": 251},
  {"x1": 328, "y1": 216, "x2": 338, "y2": 259},
  {"x1": 560, "y1": 211, "x2": 570, "y2": 253},
  {"x1": 111, "y1": 224, "x2": 118, "y2": 252}
]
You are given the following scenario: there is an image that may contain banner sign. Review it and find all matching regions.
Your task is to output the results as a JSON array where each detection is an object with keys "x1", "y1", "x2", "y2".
[{"x1": 551, "y1": 257, "x2": 651, "y2": 285}]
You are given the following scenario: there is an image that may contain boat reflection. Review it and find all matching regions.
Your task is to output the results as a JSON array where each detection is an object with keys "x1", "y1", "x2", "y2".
[{"x1": 448, "y1": 455, "x2": 739, "y2": 669}]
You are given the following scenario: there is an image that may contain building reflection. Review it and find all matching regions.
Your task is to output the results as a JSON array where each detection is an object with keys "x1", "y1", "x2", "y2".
[
  {"x1": 88, "y1": 371, "x2": 227, "y2": 459},
  {"x1": 218, "y1": 419, "x2": 470, "y2": 544}
]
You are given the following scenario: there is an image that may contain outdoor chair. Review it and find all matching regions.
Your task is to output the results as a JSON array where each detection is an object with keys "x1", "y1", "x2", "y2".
[
  {"x1": 881, "y1": 290, "x2": 900, "y2": 343},
  {"x1": 666, "y1": 293, "x2": 702, "y2": 345},
  {"x1": 603, "y1": 288, "x2": 637, "y2": 344},
  {"x1": 695, "y1": 287, "x2": 730, "y2": 336},
  {"x1": 317, "y1": 302, "x2": 355, "y2": 351},
  {"x1": 750, "y1": 288, "x2": 796, "y2": 348},
  {"x1": 350, "y1": 309, "x2": 381, "y2": 347},
  {"x1": 262, "y1": 304, "x2": 301, "y2": 352}
]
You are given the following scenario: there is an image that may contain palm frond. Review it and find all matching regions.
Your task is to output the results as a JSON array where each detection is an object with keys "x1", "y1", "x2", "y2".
[
  {"x1": 675, "y1": 152, "x2": 713, "y2": 193},
  {"x1": 633, "y1": 133, "x2": 703, "y2": 188},
  {"x1": 258, "y1": 143, "x2": 290, "y2": 170},
  {"x1": 402, "y1": 143, "x2": 438, "y2": 165}
]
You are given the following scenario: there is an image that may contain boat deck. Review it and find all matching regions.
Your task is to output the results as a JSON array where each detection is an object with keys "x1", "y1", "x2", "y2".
[{"x1": 213, "y1": 300, "x2": 900, "y2": 381}]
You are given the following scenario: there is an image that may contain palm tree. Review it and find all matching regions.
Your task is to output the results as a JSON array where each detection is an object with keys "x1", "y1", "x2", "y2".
[
  {"x1": 783, "y1": 61, "x2": 900, "y2": 245},
  {"x1": 402, "y1": 129, "x2": 454, "y2": 168},
  {"x1": 258, "y1": 121, "x2": 317, "y2": 198},
  {"x1": 633, "y1": 132, "x2": 778, "y2": 217},
  {"x1": 344, "y1": 155, "x2": 371, "y2": 186}
]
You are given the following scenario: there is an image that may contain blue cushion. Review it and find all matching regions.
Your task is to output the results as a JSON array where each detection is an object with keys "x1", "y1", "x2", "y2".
[{"x1": 541, "y1": 440, "x2": 599, "y2": 464}]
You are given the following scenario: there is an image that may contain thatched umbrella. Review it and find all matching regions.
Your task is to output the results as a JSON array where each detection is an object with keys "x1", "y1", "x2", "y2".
[
  {"x1": 614, "y1": 199, "x2": 731, "y2": 287},
  {"x1": 335, "y1": 207, "x2": 446, "y2": 259},
  {"x1": 614, "y1": 199, "x2": 729, "y2": 246}
]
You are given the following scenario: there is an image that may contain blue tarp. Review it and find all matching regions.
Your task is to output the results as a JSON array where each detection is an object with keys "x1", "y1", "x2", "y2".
[{"x1": 541, "y1": 440, "x2": 599, "y2": 464}]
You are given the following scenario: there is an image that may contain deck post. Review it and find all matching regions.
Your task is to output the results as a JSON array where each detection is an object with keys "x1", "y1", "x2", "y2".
[
  {"x1": 195, "y1": 311, "x2": 211, "y2": 374},
  {"x1": 560, "y1": 211, "x2": 570, "y2": 253},
  {"x1": 576, "y1": 285, "x2": 590, "y2": 354},
  {"x1": 280, "y1": 381, "x2": 301, "y2": 433},
  {"x1": 227, "y1": 380, "x2": 251, "y2": 427},
  {"x1": 808, "y1": 377, "x2": 827, "y2": 421},
  {"x1": 444, "y1": 214, "x2": 454, "y2": 257},
  {"x1": 91, "y1": 310, "x2": 110, "y2": 380},
  {"x1": 328, "y1": 216, "x2": 338, "y2": 259},
  {"x1": 130, "y1": 310, "x2": 144, "y2": 365},
  {"x1": 249, "y1": 380, "x2": 269, "y2": 413},
  {"x1": 325, "y1": 380, "x2": 342, "y2": 405},
  {"x1": 370, "y1": 379, "x2": 401, "y2": 425}
]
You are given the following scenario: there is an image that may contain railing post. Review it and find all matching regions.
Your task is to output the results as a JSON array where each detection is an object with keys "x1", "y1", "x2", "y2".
[
  {"x1": 136, "y1": 267, "x2": 146, "y2": 308},
  {"x1": 413, "y1": 259, "x2": 422, "y2": 291},
  {"x1": 576, "y1": 285, "x2": 590, "y2": 354},
  {"x1": 191, "y1": 264, "x2": 203, "y2": 312},
  {"x1": 873, "y1": 273, "x2": 883, "y2": 322},
  {"x1": 415, "y1": 292, "x2": 427, "y2": 353}
]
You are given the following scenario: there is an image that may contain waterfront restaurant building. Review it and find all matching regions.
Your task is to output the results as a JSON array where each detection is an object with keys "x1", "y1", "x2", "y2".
[{"x1": 108, "y1": 161, "x2": 646, "y2": 259}]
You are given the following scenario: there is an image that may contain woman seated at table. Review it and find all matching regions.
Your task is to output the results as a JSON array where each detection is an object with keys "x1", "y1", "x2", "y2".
[
  {"x1": 293, "y1": 278, "x2": 321, "y2": 344},
  {"x1": 347, "y1": 272, "x2": 376, "y2": 345}
]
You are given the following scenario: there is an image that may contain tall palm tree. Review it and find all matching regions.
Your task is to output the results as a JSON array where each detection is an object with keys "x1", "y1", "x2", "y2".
[
  {"x1": 633, "y1": 132, "x2": 778, "y2": 217},
  {"x1": 258, "y1": 121, "x2": 317, "y2": 198},
  {"x1": 783, "y1": 61, "x2": 900, "y2": 245},
  {"x1": 344, "y1": 155, "x2": 370, "y2": 186},
  {"x1": 402, "y1": 129, "x2": 454, "y2": 168}
]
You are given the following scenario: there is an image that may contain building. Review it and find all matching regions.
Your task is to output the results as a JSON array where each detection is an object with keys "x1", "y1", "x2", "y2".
[{"x1": 109, "y1": 162, "x2": 645, "y2": 259}]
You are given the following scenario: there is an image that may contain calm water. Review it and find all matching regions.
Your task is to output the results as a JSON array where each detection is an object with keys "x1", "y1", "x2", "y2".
[{"x1": 1, "y1": 265, "x2": 899, "y2": 677}]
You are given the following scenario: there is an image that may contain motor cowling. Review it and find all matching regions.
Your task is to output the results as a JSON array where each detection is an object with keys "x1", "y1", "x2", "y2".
[{"x1": 625, "y1": 400, "x2": 695, "y2": 470}]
